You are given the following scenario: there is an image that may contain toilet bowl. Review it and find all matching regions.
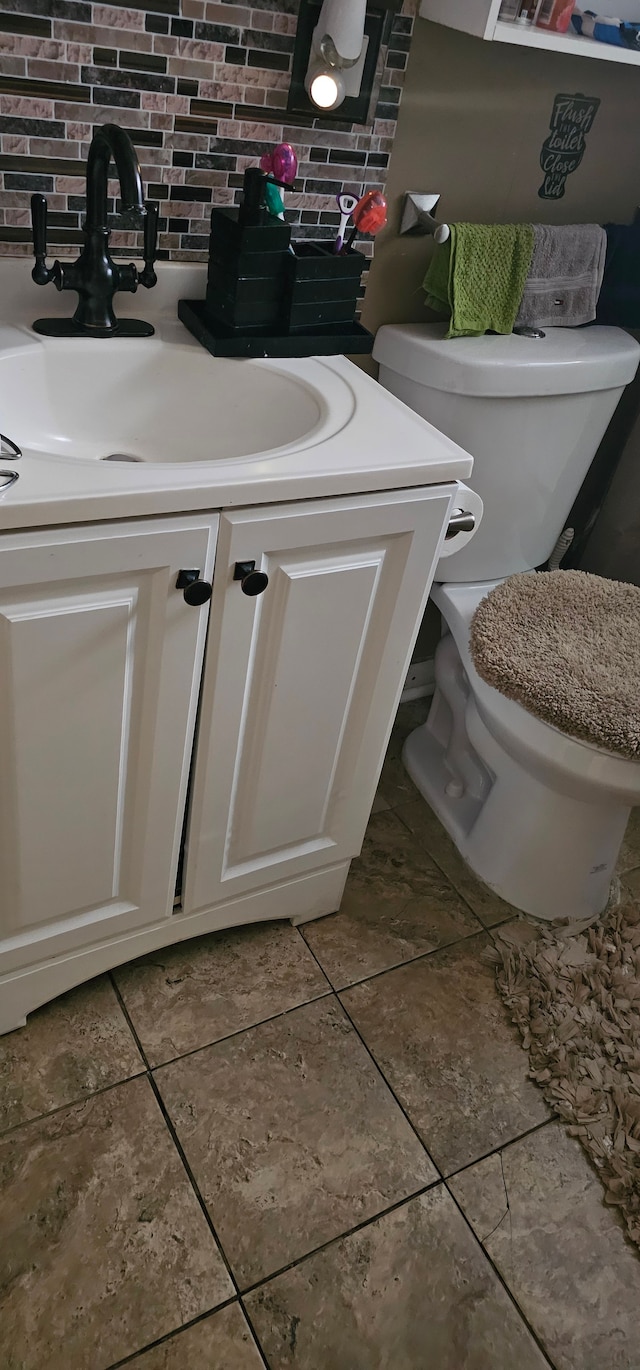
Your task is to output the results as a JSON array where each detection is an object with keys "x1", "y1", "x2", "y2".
[
  {"x1": 373, "y1": 323, "x2": 640, "y2": 922},
  {"x1": 404, "y1": 579, "x2": 640, "y2": 922}
]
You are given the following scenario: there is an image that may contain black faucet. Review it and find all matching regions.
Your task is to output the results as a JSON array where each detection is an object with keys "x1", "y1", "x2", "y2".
[{"x1": 30, "y1": 123, "x2": 158, "y2": 338}]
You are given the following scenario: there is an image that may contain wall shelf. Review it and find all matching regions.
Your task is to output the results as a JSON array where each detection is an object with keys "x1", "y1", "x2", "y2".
[
  {"x1": 494, "y1": 17, "x2": 640, "y2": 64},
  {"x1": 420, "y1": 0, "x2": 640, "y2": 67}
]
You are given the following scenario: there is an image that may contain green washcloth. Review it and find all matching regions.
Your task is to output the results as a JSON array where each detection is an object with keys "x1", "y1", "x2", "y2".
[{"x1": 423, "y1": 223, "x2": 535, "y2": 338}]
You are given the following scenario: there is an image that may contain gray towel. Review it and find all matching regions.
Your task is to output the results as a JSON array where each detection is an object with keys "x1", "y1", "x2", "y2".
[{"x1": 515, "y1": 223, "x2": 606, "y2": 329}]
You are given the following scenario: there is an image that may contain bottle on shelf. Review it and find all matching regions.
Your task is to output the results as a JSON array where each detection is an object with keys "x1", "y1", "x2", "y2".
[
  {"x1": 499, "y1": 0, "x2": 546, "y2": 24},
  {"x1": 535, "y1": 0, "x2": 576, "y2": 33},
  {"x1": 517, "y1": 1, "x2": 543, "y2": 24},
  {"x1": 498, "y1": 0, "x2": 522, "y2": 21}
]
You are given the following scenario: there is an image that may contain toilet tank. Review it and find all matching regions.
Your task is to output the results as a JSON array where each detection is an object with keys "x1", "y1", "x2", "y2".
[{"x1": 374, "y1": 324, "x2": 640, "y2": 583}]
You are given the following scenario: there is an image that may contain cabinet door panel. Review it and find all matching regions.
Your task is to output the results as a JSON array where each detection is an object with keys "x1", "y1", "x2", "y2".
[
  {"x1": 228, "y1": 550, "x2": 380, "y2": 864},
  {"x1": 2, "y1": 589, "x2": 136, "y2": 929},
  {"x1": 184, "y1": 486, "x2": 455, "y2": 916},
  {"x1": 0, "y1": 516, "x2": 217, "y2": 972}
]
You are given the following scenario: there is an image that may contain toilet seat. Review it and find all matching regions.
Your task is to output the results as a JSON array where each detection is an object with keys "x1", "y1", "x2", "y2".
[
  {"x1": 470, "y1": 569, "x2": 640, "y2": 760},
  {"x1": 432, "y1": 580, "x2": 640, "y2": 804}
]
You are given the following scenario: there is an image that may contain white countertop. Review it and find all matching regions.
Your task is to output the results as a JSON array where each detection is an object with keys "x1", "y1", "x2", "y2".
[{"x1": 0, "y1": 261, "x2": 473, "y2": 531}]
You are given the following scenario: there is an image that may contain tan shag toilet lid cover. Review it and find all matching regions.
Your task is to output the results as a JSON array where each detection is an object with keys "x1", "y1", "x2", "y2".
[{"x1": 470, "y1": 570, "x2": 640, "y2": 759}]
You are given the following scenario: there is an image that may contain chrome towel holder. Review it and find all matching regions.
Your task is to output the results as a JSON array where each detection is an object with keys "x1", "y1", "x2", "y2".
[{"x1": 400, "y1": 192, "x2": 450, "y2": 242}]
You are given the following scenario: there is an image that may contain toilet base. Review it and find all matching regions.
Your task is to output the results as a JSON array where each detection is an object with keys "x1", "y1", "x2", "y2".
[{"x1": 403, "y1": 695, "x2": 630, "y2": 925}]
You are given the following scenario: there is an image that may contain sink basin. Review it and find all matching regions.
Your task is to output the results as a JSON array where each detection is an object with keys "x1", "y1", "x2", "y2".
[{"x1": 0, "y1": 336, "x2": 346, "y2": 464}]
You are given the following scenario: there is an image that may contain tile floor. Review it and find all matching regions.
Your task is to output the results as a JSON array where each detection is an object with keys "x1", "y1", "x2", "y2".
[{"x1": 2, "y1": 700, "x2": 640, "y2": 1369}]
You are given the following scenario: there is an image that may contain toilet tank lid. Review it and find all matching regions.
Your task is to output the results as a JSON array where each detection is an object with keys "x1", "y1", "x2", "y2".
[{"x1": 373, "y1": 323, "x2": 640, "y2": 397}]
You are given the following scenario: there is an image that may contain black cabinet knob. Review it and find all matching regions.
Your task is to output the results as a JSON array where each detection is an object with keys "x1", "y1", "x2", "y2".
[
  {"x1": 241, "y1": 570, "x2": 269, "y2": 596},
  {"x1": 233, "y1": 561, "x2": 269, "y2": 597},
  {"x1": 176, "y1": 569, "x2": 212, "y2": 606}
]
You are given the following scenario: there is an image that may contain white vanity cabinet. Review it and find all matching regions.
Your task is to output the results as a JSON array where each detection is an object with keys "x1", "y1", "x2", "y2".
[{"x1": 0, "y1": 484, "x2": 457, "y2": 1032}]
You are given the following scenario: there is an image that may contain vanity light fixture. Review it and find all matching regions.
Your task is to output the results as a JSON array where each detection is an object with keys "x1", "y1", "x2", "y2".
[{"x1": 305, "y1": 0, "x2": 367, "y2": 112}]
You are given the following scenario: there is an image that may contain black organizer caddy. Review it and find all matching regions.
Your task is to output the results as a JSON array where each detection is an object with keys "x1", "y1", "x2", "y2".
[{"x1": 178, "y1": 201, "x2": 374, "y2": 358}]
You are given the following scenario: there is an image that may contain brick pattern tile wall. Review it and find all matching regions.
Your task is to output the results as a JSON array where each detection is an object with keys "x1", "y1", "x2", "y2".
[{"x1": 0, "y1": 0, "x2": 416, "y2": 263}]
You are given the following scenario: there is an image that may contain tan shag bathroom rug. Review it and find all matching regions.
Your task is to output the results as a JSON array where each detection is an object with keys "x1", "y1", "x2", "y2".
[
  {"x1": 488, "y1": 901, "x2": 640, "y2": 1248},
  {"x1": 470, "y1": 569, "x2": 640, "y2": 758}
]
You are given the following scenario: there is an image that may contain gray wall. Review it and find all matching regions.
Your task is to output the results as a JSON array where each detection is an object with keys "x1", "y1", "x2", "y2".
[{"x1": 361, "y1": 18, "x2": 640, "y2": 344}]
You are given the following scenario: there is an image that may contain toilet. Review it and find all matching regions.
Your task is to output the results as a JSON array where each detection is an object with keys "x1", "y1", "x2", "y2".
[{"x1": 373, "y1": 323, "x2": 640, "y2": 922}]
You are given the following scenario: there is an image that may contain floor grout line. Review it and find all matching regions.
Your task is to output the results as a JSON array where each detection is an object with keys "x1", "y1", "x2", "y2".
[
  {"x1": 145, "y1": 1069, "x2": 238, "y2": 1281},
  {"x1": 295, "y1": 928, "x2": 444, "y2": 1176},
  {"x1": 304, "y1": 922, "x2": 491, "y2": 998},
  {"x1": 237, "y1": 1177, "x2": 443, "y2": 1299},
  {"x1": 0, "y1": 1065, "x2": 149, "y2": 1142},
  {"x1": 108, "y1": 971, "x2": 272, "y2": 1369},
  {"x1": 443, "y1": 1114, "x2": 558, "y2": 1182},
  {"x1": 238, "y1": 1300, "x2": 274, "y2": 1370},
  {"x1": 104, "y1": 1299, "x2": 240, "y2": 1370},
  {"x1": 443, "y1": 1178, "x2": 558, "y2": 1370},
  {"x1": 124, "y1": 985, "x2": 334, "y2": 1072}
]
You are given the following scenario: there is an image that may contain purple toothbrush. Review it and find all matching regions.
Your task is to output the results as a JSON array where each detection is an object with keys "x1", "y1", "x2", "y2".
[{"x1": 335, "y1": 192, "x2": 358, "y2": 254}]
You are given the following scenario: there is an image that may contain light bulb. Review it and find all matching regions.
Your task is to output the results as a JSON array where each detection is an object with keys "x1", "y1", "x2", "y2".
[
  {"x1": 306, "y1": 62, "x2": 345, "y2": 111},
  {"x1": 310, "y1": 70, "x2": 339, "y2": 107}
]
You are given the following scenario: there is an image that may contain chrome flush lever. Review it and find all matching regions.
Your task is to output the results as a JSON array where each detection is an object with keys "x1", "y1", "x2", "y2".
[{"x1": 0, "y1": 434, "x2": 22, "y2": 460}]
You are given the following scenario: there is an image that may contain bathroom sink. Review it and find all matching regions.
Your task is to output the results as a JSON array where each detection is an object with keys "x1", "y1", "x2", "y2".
[{"x1": 0, "y1": 336, "x2": 340, "y2": 464}]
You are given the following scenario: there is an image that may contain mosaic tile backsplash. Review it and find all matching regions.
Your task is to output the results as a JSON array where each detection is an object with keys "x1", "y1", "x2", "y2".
[{"x1": 0, "y1": 0, "x2": 416, "y2": 263}]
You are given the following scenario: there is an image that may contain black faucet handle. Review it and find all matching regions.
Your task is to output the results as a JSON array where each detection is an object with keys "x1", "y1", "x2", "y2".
[
  {"x1": 139, "y1": 201, "x2": 158, "y2": 289},
  {"x1": 31, "y1": 193, "x2": 59, "y2": 286}
]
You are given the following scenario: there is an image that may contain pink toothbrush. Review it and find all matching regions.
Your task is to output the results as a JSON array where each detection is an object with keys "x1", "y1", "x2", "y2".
[{"x1": 259, "y1": 143, "x2": 298, "y2": 184}]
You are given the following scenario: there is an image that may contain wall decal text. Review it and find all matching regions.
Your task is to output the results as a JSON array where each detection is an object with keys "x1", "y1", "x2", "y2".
[{"x1": 538, "y1": 91, "x2": 600, "y2": 200}]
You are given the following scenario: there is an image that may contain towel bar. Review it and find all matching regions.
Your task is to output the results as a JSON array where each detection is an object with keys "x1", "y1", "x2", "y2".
[{"x1": 400, "y1": 192, "x2": 450, "y2": 242}]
